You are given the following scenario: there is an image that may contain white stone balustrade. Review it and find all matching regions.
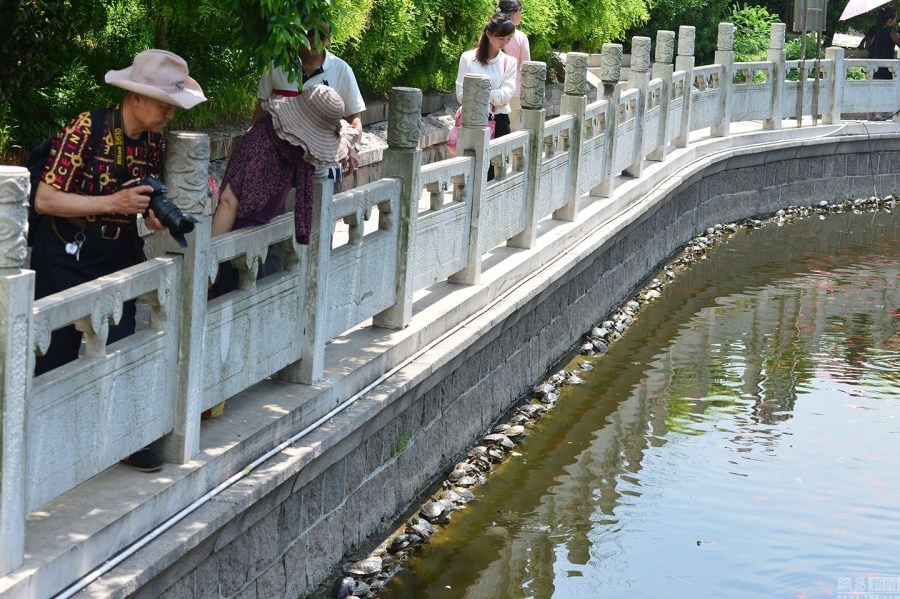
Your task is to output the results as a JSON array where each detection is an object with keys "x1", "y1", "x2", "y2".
[{"x1": 3, "y1": 21, "x2": 900, "y2": 586}]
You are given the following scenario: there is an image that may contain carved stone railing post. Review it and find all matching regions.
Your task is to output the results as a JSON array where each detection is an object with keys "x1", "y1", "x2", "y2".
[
  {"x1": 374, "y1": 87, "x2": 422, "y2": 329},
  {"x1": 159, "y1": 131, "x2": 209, "y2": 462},
  {"x1": 599, "y1": 43, "x2": 622, "y2": 98},
  {"x1": 509, "y1": 61, "x2": 547, "y2": 249},
  {"x1": 449, "y1": 73, "x2": 492, "y2": 285},
  {"x1": 556, "y1": 52, "x2": 588, "y2": 221},
  {"x1": 0, "y1": 166, "x2": 32, "y2": 576},
  {"x1": 625, "y1": 36, "x2": 651, "y2": 177},
  {"x1": 649, "y1": 30, "x2": 676, "y2": 161},
  {"x1": 712, "y1": 22, "x2": 735, "y2": 137},
  {"x1": 765, "y1": 23, "x2": 787, "y2": 129},
  {"x1": 595, "y1": 43, "x2": 623, "y2": 197},
  {"x1": 293, "y1": 170, "x2": 333, "y2": 383},
  {"x1": 674, "y1": 26, "x2": 696, "y2": 148},
  {"x1": 824, "y1": 46, "x2": 844, "y2": 124}
]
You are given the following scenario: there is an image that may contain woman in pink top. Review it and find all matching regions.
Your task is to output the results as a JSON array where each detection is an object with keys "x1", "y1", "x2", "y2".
[{"x1": 499, "y1": 0, "x2": 531, "y2": 130}]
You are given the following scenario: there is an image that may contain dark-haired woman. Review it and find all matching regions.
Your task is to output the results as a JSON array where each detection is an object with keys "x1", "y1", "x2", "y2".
[
  {"x1": 455, "y1": 12, "x2": 518, "y2": 145},
  {"x1": 498, "y1": 0, "x2": 530, "y2": 129},
  {"x1": 867, "y1": 6, "x2": 900, "y2": 81}
]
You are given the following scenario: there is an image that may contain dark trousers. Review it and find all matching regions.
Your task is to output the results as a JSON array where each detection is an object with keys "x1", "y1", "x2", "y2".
[
  {"x1": 31, "y1": 217, "x2": 140, "y2": 375},
  {"x1": 487, "y1": 113, "x2": 512, "y2": 181}
]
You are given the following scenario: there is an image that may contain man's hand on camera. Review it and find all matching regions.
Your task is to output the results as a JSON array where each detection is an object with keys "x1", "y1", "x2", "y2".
[
  {"x1": 108, "y1": 184, "x2": 153, "y2": 215},
  {"x1": 143, "y1": 208, "x2": 166, "y2": 231}
]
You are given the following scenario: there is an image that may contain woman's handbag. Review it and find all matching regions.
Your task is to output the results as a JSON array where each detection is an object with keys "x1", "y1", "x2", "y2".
[{"x1": 447, "y1": 109, "x2": 497, "y2": 155}]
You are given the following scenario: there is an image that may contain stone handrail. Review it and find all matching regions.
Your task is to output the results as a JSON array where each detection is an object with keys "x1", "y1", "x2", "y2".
[{"x1": 2, "y1": 21, "x2": 900, "y2": 579}]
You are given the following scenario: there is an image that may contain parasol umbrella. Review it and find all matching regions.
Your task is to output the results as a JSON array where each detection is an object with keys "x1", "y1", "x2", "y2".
[{"x1": 839, "y1": 0, "x2": 892, "y2": 20}]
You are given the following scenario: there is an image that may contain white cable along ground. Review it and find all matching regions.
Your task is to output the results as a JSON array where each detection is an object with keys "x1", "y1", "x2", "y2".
[{"x1": 53, "y1": 123, "x2": 874, "y2": 598}]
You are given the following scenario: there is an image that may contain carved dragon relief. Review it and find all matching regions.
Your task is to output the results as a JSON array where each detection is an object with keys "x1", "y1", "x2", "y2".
[
  {"x1": 0, "y1": 173, "x2": 29, "y2": 268},
  {"x1": 387, "y1": 87, "x2": 423, "y2": 149},
  {"x1": 564, "y1": 53, "x2": 589, "y2": 96},
  {"x1": 600, "y1": 44, "x2": 623, "y2": 83},
  {"x1": 164, "y1": 133, "x2": 211, "y2": 216},
  {"x1": 520, "y1": 62, "x2": 547, "y2": 110}
]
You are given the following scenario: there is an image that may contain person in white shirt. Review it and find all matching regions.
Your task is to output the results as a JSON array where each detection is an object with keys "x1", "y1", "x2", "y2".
[
  {"x1": 455, "y1": 12, "x2": 517, "y2": 138},
  {"x1": 253, "y1": 23, "x2": 365, "y2": 174},
  {"x1": 498, "y1": 0, "x2": 530, "y2": 130}
]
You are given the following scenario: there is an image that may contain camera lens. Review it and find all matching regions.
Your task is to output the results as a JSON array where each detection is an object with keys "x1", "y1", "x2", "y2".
[
  {"x1": 143, "y1": 184, "x2": 199, "y2": 248},
  {"x1": 149, "y1": 195, "x2": 196, "y2": 235}
]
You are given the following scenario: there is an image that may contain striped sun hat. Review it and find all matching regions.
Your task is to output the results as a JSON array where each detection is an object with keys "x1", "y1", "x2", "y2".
[{"x1": 264, "y1": 86, "x2": 359, "y2": 168}]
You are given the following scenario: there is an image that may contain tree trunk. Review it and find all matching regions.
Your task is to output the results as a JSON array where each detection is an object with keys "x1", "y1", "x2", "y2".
[{"x1": 155, "y1": 15, "x2": 167, "y2": 49}]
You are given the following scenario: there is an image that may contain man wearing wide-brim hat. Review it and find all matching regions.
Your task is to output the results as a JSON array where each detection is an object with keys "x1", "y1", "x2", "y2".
[{"x1": 30, "y1": 49, "x2": 206, "y2": 472}]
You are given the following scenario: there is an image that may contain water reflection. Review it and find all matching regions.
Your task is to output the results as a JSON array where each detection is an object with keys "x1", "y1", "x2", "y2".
[{"x1": 383, "y1": 211, "x2": 899, "y2": 599}]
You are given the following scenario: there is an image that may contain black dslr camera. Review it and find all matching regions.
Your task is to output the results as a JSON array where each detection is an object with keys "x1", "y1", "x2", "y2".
[{"x1": 128, "y1": 175, "x2": 199, "y2": 248}]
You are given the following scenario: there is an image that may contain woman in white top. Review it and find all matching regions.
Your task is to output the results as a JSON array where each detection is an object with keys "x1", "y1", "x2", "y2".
[
  {"x1": 499, "y1": 0, "x2": 531, "y2": 130},
  {"x1": 455, "y1": 12, "x2": 518, "y2": 144}
]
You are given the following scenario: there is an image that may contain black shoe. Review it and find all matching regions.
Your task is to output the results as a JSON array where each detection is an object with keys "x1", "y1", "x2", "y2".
[{"x1": 123, "y1": 447, "x2": 164, "y2": 472}]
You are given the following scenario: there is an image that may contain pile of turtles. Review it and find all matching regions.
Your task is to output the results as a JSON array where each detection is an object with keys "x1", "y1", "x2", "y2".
[{"x1": 326, "y1": 194, "x2": 897, "y2": 598}]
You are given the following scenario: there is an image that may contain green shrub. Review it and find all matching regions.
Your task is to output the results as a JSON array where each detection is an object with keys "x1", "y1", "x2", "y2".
[
  {"x1": 785, "y1": 34, "x2": 824, "y2": 81},
  {"x1": 846, "y1": 66, "x2": 866, "y2": 80},
  {"x1": 729, "y1": 3, "x2": 779, "y2": 62},
  {"x1": 624, "y1": 0, "x2": 731, "y2": 64}
]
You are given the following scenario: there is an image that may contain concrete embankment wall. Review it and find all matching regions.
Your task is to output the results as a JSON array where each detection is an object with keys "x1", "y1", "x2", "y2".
[{"x1": 91, "y1": 129, "x2": 900, "y2": 599}]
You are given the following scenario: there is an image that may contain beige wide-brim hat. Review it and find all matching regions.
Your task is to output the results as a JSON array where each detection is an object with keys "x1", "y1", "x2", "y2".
[
  {"x1": 105, "y1": 49, "x2": 207, "y2": 109},
  {"x1": 264, "y1": 86, "x2": 360, "y2": 168}
]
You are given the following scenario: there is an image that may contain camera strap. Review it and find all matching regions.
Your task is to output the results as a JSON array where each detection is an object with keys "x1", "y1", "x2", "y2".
[{"x1": 111, "y1": 104, "x2": 127, "y2": 182}]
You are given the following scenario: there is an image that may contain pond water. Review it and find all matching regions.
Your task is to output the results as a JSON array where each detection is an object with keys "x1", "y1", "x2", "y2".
[{"x1": 382, "y1": 210, "x2": 900, "y2": 599}]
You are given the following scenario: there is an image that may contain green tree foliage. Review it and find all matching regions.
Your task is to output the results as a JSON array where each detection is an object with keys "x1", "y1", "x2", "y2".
[
  {"x1": 0, "y1": 0, "x2": 101, "y2": 104},
  {"x1": 552, "y1": 0, "x2": 649, "y2": 51},
  {"x1": 331, "y1": 0, "x2": 496, "y2": 95},
  {"x1": 1, "y1": 0, "x2": 331, "y2": 158},
  {"x1": 1, "y1": 0, "x2": 653, "y2": 159},
  {"x1": 625, "y1": 0, "x2": 732, "y2": 63},
  {"x1": 729, "y1": 3, "x2": 779, "y2": 62},
  {"x1": 226, "y1": 0, "x2": 335, "y2": 85},
  {"x1": 331, "y1": 0, "x2": 651, "y2": 96}
]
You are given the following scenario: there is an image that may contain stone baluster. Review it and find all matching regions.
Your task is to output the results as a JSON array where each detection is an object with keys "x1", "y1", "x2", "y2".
[
  {"x1": 595, "y1": 43, "x2": 623, "y2": 197},
  {"x1": 673, "y1": 26, "x2": 696, "y2": 148},
  {"x1": 159, "y1": 131, "x2": 209, "y2": 462},
  {"x1": 280, "y1": 169, "x2": 334, "y2": 384},
  {"x1": 509, "y1": 61, "x2": 547, "y2": 249},
  {"x1": 824, "y1": 46, "x2": 845, "y2": 124},
  {"x1": 649, "y1": 30, "x2": 676, "y2": 161},
  {"x1": 765, "y1": 23, "x2": 787, "y2": 129},
  {"x1": 0, "y1": 166, "x2": 33, "y2": 576},
  {"x1": 374, "y1": 87, "x2": 423, "y2": 328},
  {"x1": 449, "y1": 73, "x2": 492, "y2": 285},
  {"x1": 625, "y1": 36, "x2": 651, "y2": 177},
  {"x1": 556, "y1": 52, "x2": 588, "y2": 221},
  {"x1": 712, "y1": 23, "x2": 735, "y2": 137}
]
